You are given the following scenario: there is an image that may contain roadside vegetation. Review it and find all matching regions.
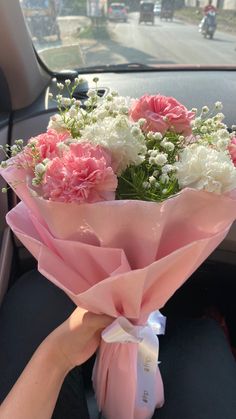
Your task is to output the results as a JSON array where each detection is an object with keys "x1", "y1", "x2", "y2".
[
  {"x1": 60, "y1": 0, "x2": 87, "y2": 15},
  {"x1": 78, "y1": 24, "x2": 110, "y2": 40},
  {"x1": 75, "y1": 19, "x2": 111, "y2": 40}
]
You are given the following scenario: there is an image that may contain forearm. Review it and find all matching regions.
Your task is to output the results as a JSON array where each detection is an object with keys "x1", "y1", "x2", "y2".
[
  {"x1": 0, "y1": 339, "x2": 69, "y2": 419},
  {"x1": 0, "y1": 307, "x2": 112, "y2": 419}
]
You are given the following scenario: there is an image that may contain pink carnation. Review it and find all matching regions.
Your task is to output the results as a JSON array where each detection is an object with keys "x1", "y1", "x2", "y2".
[
  {"x1": 26, "y1": 129, "x2": 70, "y2": 165},
  {"x1": 41, "y1": 142, "x2": 118, "y2": 203},
  {"x1": 130, "y1": 94, "x2": 195, "y2": 136},
  {"x1": 228, "y1": 137, "x2": 236, "y2": 166}
]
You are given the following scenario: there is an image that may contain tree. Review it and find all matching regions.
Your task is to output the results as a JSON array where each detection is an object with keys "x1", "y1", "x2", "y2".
[{"x1": 60, "y1": 0, "x2": 87, "y2": 15}]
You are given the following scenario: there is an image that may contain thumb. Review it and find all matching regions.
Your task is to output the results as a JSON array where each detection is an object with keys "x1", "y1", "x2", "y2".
[
  {"x1": 84, "y1": 312, "x2": 113, "y2": 331},
  {"x1": 96, "y1": 313, "x2": 114, "y2": 329}
]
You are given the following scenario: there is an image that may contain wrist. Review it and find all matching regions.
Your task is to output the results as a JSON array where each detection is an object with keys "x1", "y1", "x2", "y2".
[{"x1": 39, "y1": 334, "x2": 72, "y2": 377}]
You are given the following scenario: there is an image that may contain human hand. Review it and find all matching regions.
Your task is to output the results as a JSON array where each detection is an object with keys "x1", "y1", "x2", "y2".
[
  {"x1": 0, "y1": 307, "x2": 112, "y2": 419},
  {"x1": 46, "y1": 307, "x2": 113, "y2": 373}
]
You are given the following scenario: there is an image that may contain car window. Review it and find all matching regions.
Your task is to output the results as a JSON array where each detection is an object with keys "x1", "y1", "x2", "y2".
[{"x1": 19, "y1": 0, "x2": 236, "y2": 73}]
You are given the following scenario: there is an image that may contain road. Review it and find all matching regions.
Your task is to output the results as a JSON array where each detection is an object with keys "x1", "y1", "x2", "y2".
[
  {"x1": 81, "y1": 12, "x2": 236, "y2": 67},
  {"x1": 36, "y1": 13, "x2": 236, "y2": 70}
]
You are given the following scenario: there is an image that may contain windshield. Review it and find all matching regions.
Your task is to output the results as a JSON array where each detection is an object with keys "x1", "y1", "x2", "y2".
[{"x1": 20, "y1": 0, "x2": 236, "y2": 72}]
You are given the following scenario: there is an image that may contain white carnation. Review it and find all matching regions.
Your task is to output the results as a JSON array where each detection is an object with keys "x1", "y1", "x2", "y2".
[
  {"x1": 216, "y1": 138, "x2": 230, "y2": 151},
  {"x1": 80, "y1": 115, "x2": 146, "y2": 174},
  {"x1": 174, "y1": 144, "x2": 236, "y2": 194}
]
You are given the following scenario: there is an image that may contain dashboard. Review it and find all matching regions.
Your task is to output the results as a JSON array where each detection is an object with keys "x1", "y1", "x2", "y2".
[
  {"x1": 11, "y1": 69, "x2": 236, "y2": 130},
  {"x1": 1, "y1": 68, "x2": 236, "y2": 265}
]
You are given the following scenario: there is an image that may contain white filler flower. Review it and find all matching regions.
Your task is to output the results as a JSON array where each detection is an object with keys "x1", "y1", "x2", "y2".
[
  {"x1": 94, "y1": 95, "x2": 135, "y2": 119},
  {"x1": 48, "y1": 114, "x2": 68, "y2": 133}
]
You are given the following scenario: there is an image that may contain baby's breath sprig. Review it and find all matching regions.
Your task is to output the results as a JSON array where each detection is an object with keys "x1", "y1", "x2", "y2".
[
  {"x1": 116, "y1": 123, "x2": 183, "y2": 202},
  {"x1": 117, "y1": 162, "x2": 179, "y2": 202},
  {"x1": 1, "y1": 179, "x2": 26, "y2": 194},
  {"x1": 191, "y1": 102, "x2": 226, "y2": 135},
  {"x1": 48, "y1": 77, "x2": 102, "y2": 138},
  {"x1": 69, "y1": 76, "x2": 86, "y2": 99},
  {"x1": 31, "y1": 160, "x2": 49, "y2": 187},
  {"x1": 49, "y1": 76, "x2": 86, "y2": 107},
  {"x1": 0, "y1": 140, "x2": 25, "y2": 168},
  {"x1": 190, "y1": 102, "x2": 230, "y2": 153}
]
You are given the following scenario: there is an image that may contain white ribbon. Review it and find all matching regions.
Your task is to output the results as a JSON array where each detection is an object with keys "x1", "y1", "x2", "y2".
[{"x1": 102, "y1": 311, "x2": 166, "y2": 411}]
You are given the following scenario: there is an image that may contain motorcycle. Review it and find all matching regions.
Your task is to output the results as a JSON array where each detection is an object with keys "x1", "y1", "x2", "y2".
[{"x1": 199, "y1": 11, "x2": 217, "y2": 39}]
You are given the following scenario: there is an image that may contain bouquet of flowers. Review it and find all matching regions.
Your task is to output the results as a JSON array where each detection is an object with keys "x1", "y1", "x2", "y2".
[{"x1": 1, "y1": 77, "x2": 236, "y2": 419}]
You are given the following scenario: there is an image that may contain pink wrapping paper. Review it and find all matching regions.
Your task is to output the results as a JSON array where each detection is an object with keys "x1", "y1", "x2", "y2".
[{"x1": 2, "y1": 163, "x2": 236, "y2": 419}]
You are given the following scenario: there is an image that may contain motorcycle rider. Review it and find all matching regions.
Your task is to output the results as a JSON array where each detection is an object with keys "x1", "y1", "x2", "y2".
[
  {"x1": 203, "y1": 0, "x2": 216, "y2": 15},
  {"x1": 200, "y1": 0, "x2": 217, "y2": 34}
]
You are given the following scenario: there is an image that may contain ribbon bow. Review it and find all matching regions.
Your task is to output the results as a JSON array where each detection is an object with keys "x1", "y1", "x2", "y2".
[{"x1": 102, "y1": 311, "x2": 166, "y2": 412}]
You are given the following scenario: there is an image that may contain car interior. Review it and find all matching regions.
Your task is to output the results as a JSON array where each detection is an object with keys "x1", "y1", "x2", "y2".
[{"x1": 0, "y1": 1, "x2": 236, "y2": 417}]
